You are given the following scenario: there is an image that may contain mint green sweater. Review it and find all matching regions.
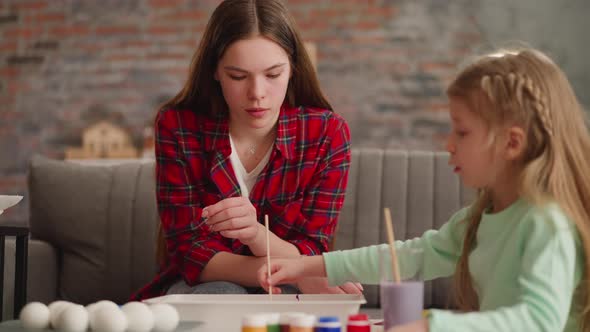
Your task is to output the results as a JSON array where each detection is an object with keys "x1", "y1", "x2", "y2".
[{"x1": 324, "y1": 199, "x2": 583, "y2": 331}]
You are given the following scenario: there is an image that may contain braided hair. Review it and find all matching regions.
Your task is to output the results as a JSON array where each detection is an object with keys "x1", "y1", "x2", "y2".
[{"x1": 447, "y1": 49, "x2": 590, "y2": 331}]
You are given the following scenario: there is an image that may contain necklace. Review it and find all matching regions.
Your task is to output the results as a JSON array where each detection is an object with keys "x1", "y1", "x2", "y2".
[
  {"x1": 247, "y1": 145, "x2": 257, "y2": 155},
  {"x1": 248, "y1": 131, "x2": 276, "y2": 157}
]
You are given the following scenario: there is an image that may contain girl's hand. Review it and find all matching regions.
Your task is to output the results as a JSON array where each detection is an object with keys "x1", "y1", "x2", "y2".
[
  {"x1": 258, "y1": 257, "x2": 364, "y2": 295},
  {"x1": 203, "y1": 197, "x2": 261, "y2": 245},
  {"x1": 386, "y1": 319, "x2": 429, "y2": 332},
  {"x1": 258, "y1": 257, "x2": 306, "y2": 293},
  {"x1": 296, "y1": 277, "x2": 364, "y2": 295}
]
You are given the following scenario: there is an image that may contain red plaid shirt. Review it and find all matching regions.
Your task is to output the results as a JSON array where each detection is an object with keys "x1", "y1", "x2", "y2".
[{"x1": 131, "y1": 105, "x2": 351, "y2": 299}]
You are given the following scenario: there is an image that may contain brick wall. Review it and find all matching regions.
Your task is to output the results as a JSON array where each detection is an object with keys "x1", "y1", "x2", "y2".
[{"x1": 1, "y1": 0, "x2": 588, "y2": 223}]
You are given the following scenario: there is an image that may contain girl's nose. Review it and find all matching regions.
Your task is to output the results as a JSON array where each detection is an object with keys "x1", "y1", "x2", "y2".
[
  {"x1": 445, "y1": 135, "x2": 455, "y2": 153},
  {"x1": 247, "y1": 77, "x2": 266, "y2": 101}
]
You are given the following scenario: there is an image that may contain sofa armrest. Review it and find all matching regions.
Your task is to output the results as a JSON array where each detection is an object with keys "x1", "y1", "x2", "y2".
[{"x1": 3, "y1": 238, "x2": 58, "y2": 320}]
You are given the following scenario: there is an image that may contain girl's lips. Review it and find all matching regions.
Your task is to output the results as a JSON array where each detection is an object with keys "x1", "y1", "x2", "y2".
[
  {"x1": 245, "y1": 108, "x2": 268, "y2": 119},
  {"x1": 454, "y1": 166, "x2": 461, "y2": 173}
]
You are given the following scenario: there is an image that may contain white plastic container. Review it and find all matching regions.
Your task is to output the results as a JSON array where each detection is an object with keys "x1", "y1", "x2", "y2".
[{"x1": 144, "y1": 294, "x2": 366, "y2": 332}]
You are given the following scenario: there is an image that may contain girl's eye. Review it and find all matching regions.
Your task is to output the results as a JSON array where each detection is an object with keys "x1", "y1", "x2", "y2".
[
  {"x1": 267, "y1": 73, "x2": 281, "y2": 79},
  {"x1": 456, "y1": 130, "x2": 468, "y2": 137},
  {"x1": 229, "y1": 75, "x2": 246, "y2": 81}
]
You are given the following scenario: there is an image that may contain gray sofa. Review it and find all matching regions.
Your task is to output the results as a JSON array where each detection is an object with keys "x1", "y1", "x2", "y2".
[{"x1": 2, "y1": 149, "x2": 473, "y2": 320}]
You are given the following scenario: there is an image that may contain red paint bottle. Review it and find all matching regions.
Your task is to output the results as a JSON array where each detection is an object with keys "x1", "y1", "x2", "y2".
[{"x1": 346, "y1": 314, "x2": 370, "y2": 332}]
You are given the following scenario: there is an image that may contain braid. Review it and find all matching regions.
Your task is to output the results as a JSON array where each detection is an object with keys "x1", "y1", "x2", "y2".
[
  {"x1": 516, "y1": 73, "x2": 553, "y2": 137},
  {"x1": 480, "y1": 73, "x2": 553, "y2": 137}
]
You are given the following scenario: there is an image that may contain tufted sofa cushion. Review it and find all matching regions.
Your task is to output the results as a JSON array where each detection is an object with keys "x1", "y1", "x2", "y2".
[{"x1": 28, "y1": 156, "x2": 159, "y2": 304}]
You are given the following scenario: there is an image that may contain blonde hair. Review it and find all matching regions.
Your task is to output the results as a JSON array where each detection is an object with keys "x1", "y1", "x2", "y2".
[{"x1": 447, "y1": 48, "x2": 590, "y2": 330}]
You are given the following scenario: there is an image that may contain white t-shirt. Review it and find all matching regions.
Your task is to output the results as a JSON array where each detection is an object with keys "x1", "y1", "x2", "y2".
[{"x1": 228, "y1": 135, "x2": 272, "y2": 198}]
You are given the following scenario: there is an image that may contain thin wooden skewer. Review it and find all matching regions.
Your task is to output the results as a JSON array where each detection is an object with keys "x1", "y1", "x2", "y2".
[
  {"x1": 265, "y1": 214, "x2": 273, "y2": 299},
  {"x1": 384, "y1": 208, "x2": 401, "y2": 283}
]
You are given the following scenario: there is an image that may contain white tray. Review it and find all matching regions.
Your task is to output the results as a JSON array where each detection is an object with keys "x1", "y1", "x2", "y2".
[{"x1": 144, "y1": 294, "x2": 366, "y2": 331}]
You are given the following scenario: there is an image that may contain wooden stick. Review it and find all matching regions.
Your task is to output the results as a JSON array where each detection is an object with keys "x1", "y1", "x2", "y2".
[
  {"x1": 384, "y1": 208, "x2": 401, "y2": 283},
  {"x1": 265, "y1": 214, "x2": 273, "y2": 299}
]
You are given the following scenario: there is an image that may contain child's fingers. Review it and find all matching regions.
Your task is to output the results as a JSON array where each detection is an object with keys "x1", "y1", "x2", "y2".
[
  {"x1": 258, "y1": 264, "x2": 270, "y2": 288},
  {"x1": 258, "y1": 263, "x2": 287, "y2": 290},
  {"x1": 263, "y1": 286, "x2": 281, "y2": 295},
  {"x1": 268, "y1": 266, "x2": 292, "y2": 285},
  {"x1": 258, "y1": 264, "x2": 268, "y2": 285},
  {"x1": 260, "y1": 263, "x2": 279, "y2": 281},
  {"x1": 258, "y1": 267, "x2": 283, "y2": 294},
  {"x1": 338, "y1": 282, "x2": 363, "y2": 294},
  {"x1": 327, "y1": 286, "x2": 346, "y2": 294},
  {"x1": 269, "y1": 261, "x2": 283, "y2": 273}
]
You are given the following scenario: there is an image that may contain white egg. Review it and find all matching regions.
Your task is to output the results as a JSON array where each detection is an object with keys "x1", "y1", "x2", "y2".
[
  {"x1": 86, "y1": 300, "x2": 119, "y2": 315},
  {"x1": 48, "y1": 300, "x2": 74, "y2": 328},
  {"x1": 54, "y1": 305, "x2": 88, "y2": 332},
  {"x1": 150, "y1": 303, "x2": 180, "y2": 332},
  {"x1": 121, "y1": 302, "x2": 155, "y2": 332},
  {"x1": 19, "y1": 302, "x2": 50, "y2": 329},
  {"x1": 90, "y1": 306, "x2": 127, "y2": 332}
]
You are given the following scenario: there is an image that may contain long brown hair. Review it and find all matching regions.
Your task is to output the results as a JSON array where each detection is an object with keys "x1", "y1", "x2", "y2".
[
  {"x1": 159, "y1": 0, "x2": 331, "y2": 117},
  {"x1": 156, "y1": 0, "x2": 332, "y2": 266},
  {"x1": 448, "y1": 48, "x2": 590, "y2": 330}
]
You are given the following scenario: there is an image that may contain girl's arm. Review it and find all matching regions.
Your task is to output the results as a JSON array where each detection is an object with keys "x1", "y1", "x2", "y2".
[
  {"x1": 323, "y1": 208, "x2": 469, "y2": 286},
  {"x1": 260, "y1": 208, "x2": 469, "y2": 292},
  {"x1": 259, "y1": 255, "x2": 326, "y2": 292},
  {"x1": 244, "y1": 220, "x2": 300, "y2": 257},
  {"x1": 200, "y1": 252, "x2": 269, "y2": 287}
]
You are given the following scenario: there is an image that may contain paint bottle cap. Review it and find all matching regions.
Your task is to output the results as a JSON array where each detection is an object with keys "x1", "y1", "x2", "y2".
[
  {"x1": 279, "y1": 312, "x2": 306, "y2": 325},
  {"x1": 290, "y1": 314, "x2": 316, "y2": 327},
  {"x1": 348, "y1": 314, "x2": 369, "y2": 321},
  {"x1": 242, "y1": 314, "x2": 267, "y2": 327},
  {"x1": 316, "y1": 316, "x2": 341, "y2": 328},
  {"x1": 318, "y1": 317, "x2": 339, "y2": 323},
  {"x1": 259, "y1": 312, "x2": 280, "y2": 325}
]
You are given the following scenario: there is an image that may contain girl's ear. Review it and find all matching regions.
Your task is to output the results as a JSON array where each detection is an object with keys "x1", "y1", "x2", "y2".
[{"x1": 505, "y1": 126, "x2": 526, "y2": 161}]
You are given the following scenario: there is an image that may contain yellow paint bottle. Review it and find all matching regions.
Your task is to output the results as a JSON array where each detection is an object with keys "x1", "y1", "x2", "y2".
[
  {"x1": 242, "y1": 314, "x2": 268, "y2": 332},
  {"x1": 289, "y1": 314, "x2": 315, "y2": 332}
]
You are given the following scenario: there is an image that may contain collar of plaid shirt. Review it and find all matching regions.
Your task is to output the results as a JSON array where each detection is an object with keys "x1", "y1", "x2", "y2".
[{"x1": 202, "y1": 104, "x2": 297, "y2": 161}]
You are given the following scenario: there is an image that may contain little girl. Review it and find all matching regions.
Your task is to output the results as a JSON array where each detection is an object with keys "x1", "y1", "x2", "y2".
[{"x1": 258, "y1": 48, "x2": 590, "y2": 332}]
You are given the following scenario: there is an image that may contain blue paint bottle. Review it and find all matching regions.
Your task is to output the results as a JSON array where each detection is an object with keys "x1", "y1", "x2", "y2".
[{"x1": 314, "y1": 316, "x2": 341, "y2": 332}]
